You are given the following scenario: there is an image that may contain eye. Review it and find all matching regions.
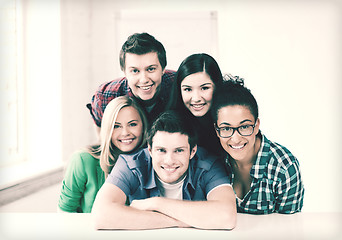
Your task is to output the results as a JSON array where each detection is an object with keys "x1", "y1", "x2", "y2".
[
  {"x1": 147, "y1": 67, "x2": 156, "y2": 72},
  {"x1": 201, "y1": 86, "x2": 210, "y2": 91},
  {"x1": 175, "y1": 148, "x2": 184, "y2": 153},
  {"x1": 113, "y1": 124, "x2": 121, "y2": 129},
  {"x1": 129, "y1": 122, "x2": 138, "y2": 127},
  {"x1": 131, "y1": 69, "x2": 139, "y2": 74},
  {"x1": 156, "y1": 148, "x2": 166, "y2": 153},
  {"x1": 239, "y1": 125, "x2": 250, "y2": 130},
  {"x1": 221, "y1": 126, "x2": 232, "y2": 132},
  {"x1": 182, "y1": 87, "x2": 192, "y2": 92}
]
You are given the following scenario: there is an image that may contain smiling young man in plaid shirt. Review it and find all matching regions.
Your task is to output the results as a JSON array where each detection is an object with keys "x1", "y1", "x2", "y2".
[
  {"x1": 211, "y1": 78, "x2": 304, "y2": 214},
  {"x1": 88, "y1": 32, "x2": 176, "y2": 135}
]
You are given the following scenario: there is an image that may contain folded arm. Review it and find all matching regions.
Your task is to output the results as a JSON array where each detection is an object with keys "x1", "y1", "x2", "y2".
[
  {"x1": 130, "y1": 185, "x2": 237, "y2": 230},
  {"x1": 91, "y1": 183, "x2": 190, "y2": 230}
]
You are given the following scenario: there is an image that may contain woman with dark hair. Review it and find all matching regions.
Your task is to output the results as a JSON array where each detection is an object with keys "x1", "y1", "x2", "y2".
[
  {"x1": 167, "y1": 53, "x2": 224, "y2": 156},
  {"x1": 211, "y1": 79, "x2": 304, "y2": 214}
]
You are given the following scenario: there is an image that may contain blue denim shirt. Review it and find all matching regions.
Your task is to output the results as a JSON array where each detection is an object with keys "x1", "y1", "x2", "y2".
[{"x1": 106, "y1": 147, "x2": 230, "y2": 204}]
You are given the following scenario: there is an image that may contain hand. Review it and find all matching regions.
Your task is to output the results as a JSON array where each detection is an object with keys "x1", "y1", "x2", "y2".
[{"x1": 130, "y1": 197, "x2": 159, "y2": 211}]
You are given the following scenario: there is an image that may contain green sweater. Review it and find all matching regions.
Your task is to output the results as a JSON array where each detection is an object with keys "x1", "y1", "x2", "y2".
[{"x1": 58, "y1": 151, "x2": 105, "y2": 213}]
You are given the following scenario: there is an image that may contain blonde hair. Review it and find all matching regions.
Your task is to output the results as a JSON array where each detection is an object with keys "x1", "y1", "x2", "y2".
[{"x1": 88, "y1": 96, "x2": 148, "y2": 177}]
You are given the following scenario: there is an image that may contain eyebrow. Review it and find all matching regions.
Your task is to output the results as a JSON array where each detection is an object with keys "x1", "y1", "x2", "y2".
[
  {"x1": 181, "y1": 82, "x2": 213, "y2": 88},
  {"x1": 128, "y1": 64, "x2": 159, "y2": 69},
  {"x1": 153, "y1": 146, "x2": 188, "y2": 149},
  {"x1": 115, "y1": 119, "x2": 138, "y2": 125},
  {"x1": 218, "y1": 119, "x2": 253, "y2": 126}
]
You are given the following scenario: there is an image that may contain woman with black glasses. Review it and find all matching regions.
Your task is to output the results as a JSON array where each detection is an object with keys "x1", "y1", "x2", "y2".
[{"x1": 211, "y1": 78, "x2": 304, "y2": 214}]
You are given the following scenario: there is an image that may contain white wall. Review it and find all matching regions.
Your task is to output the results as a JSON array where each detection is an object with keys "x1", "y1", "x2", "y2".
[
  {"x1": 61, "y1": 0, "x2": 341, "y2": 212},
  {"x1": 24, "y1": 0, "x2": 62, "y2": 171}
]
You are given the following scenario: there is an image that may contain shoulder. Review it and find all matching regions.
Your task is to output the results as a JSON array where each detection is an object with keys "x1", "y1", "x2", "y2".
[
  {"x1": 262, "y1": 135, "x2": 300, "y2": 174},
  {"x1": 68, "y1": 150, "x2": 100, "y2": 172},
  {"x1": 107, "y1": 148, "x2": 151, "y2": 191},
  {"x1": 191, "y1": 147, "x2": 230, "y2": 191},
  {"x1": 163, "y1": 69, "x2": 176, "y2": 78},
  {"x1": 192, "y1": 147, "x2": 223, "y2": 171},
  {"x1": 161, "y1": 69, "x2": 176, "y2": 84},
  {"x1": 118, "y1": 148, "x2": 151, "y2": 170},
  {"x1": 69, "y1": 151, "x2": 98, "y2": 165},
  {"x1": 64, "y1": 150, "x2": 100, "y2": 181},
  {"x1": 96, "y1": 76, "x2": 130, "y2": 96}
]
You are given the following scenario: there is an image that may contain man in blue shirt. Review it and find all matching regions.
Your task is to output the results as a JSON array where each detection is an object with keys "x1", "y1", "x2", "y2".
[{"x1": 92, "y1": 111, "x2": 237, "y2": 230}]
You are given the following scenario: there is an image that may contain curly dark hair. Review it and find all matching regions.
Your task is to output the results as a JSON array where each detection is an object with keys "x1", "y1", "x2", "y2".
[{"x1": 211, "y1": 77, "x2": 259, "y2": 123}]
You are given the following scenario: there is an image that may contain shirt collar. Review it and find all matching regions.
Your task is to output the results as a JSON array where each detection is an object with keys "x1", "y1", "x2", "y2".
[
  {"x1": 143, "y1": 158, "x2": 196, "y2": 195},
  {"x1": 185, "y1": 160, "x2": 195, "y2": 192},
  {"x1": 141, "y1": 152, "x2": 192, "y2": 191},
  {"x1": 250, "y1": 133, "x2": 269, "y2": 179},
  {"x1": 134, "y1": 148, "x2": 201, "y2": 197},
  {"x1": 144, "y1": 155, "x2": 158, "y2": 190},
  {"x1": 225, "y1": 133, "x2": 269, "y2": 179}
]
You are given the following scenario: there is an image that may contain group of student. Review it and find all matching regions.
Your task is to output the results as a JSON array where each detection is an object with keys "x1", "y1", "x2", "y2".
[{"x1": 58, "y1": 32, "x2": 304, "y2": 230}]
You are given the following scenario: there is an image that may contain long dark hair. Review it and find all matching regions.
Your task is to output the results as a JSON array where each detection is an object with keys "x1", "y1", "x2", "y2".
[{"x1": 167, "y1": 53, "x2": 223, "y2": 113}]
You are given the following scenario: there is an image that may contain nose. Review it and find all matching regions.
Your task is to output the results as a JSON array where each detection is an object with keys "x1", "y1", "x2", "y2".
[
  {"x1": 120, "y1": 126, "x2": 130, "y2": 136},
  {"x1": 230, "y1": 129, "x2": 242, "y2": 143},
  {"x1": 163, "y1": 153, "x2": 174, "y2": 165},
  {"x1": 191, "y1": 90, "x2": 202, "y2": 102},
  {"x1": 139, "y1": 71, "x2": 149, "y2": 84}
]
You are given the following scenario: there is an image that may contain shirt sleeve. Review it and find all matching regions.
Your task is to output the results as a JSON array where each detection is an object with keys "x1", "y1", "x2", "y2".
[
  {"x1": 274, "y1": 159, "x2": 304, "y2": 213},
  {"x1": 202, "y1": 158, "x2": 231, "y2": 197},
  {"x1": 89, "y1": 78, "x2": 126, "y2": 127},
  {"x1": 106, "y1": 155, "x2": 138, "y2": 197},
  {"x1": 90, "y1": 82, "x2": 112, "y2": 127},
  {"x1": 58, "y1": 152, "x2": 87, "y2": 213}
]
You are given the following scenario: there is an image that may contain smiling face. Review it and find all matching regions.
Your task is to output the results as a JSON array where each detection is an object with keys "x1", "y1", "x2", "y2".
[
  {"x1": 111, "y1": 106, "x2": 143, "y2": 153},
  {"x1": 149, "y1": 131, "x2": 197, "y2": 184},
  {"x1": 124, "y1": 52, "x2": 164, "y2": 103},
  {"x1": 181, "y1": 72, "x2": 215, "y2": 117},
  {"x1": 216, "y1": 105, "x2": 260, "y2": 162}
]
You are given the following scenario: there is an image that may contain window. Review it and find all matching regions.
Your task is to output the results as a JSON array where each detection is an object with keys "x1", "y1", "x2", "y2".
[
  {"x1": 0, "y1": 0, "x2": 63, "y2": 188},
  {"x1": 0, "y1": 0, "x2": 25, "y2": 168}
]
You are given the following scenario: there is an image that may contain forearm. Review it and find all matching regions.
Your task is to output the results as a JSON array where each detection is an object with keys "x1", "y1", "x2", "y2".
[
  {"x1": 141, "y1": 197, "x2": 236, "y2": 230},
  {"x1": 92, "y1": 201, "x2": 188, "y2": 230}
]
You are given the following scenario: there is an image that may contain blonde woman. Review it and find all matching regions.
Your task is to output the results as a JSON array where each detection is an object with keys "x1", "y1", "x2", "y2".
[{"x1": 58, "y1": 96, "x2": 148, "y2": 213}]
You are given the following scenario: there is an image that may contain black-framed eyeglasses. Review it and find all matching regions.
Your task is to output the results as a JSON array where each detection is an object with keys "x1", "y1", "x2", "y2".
[{"x1": 215, "y1": 123, "x2": 256, "y2": 138}]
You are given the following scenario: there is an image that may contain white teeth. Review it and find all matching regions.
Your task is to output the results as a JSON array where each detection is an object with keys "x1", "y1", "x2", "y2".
[
  {"x1": 231, "y1": 145, "x2": 244, "y2": 149},
  {"x1": 162, "y1": 166, "x2": 178, "y2": 172},
  {"x1": 120, "y1": 139, "x2": 133, "y2": 143},
  {"x1": 191, "y1": 104, "x2": 204, "y2": 109},
  {"x1": 140, "y1": 85, "x2": 152, "y2": 90}
]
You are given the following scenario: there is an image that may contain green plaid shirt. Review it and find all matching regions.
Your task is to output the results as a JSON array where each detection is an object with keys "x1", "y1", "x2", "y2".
[{"x1": 225, "y1": 133, "x2": 304, "y2": 214}]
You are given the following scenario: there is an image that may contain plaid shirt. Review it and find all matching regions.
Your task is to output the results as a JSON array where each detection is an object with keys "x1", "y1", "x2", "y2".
[
  {"x1": 225, "y1": 133, "x2": 304, "y2": 214},
  {"x1": 89, "y1": 70, "x2": 176, "y2": 127}
]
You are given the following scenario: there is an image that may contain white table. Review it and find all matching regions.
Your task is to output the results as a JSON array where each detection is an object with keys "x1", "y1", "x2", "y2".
[{"x1": 0, "y1": 212, "x2": 341, "y2": 240}]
